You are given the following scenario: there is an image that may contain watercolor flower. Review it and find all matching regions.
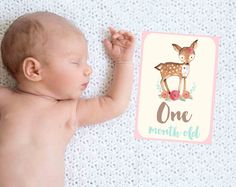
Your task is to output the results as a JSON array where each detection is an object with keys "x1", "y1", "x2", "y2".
[
  {"x1": 182, "y1": 90, "x2": 190, "y2": 99},
  {"x1": 161, "y1": 91, "x2": 169, "y2": 99},
  {"x1": 170, "y1": 90, "x2": 180, "y2": 100}
]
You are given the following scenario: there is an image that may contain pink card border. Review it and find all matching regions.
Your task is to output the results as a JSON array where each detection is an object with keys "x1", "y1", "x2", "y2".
[{"x1": 134, "y1": 32, "x2": 220, "y2": 144}]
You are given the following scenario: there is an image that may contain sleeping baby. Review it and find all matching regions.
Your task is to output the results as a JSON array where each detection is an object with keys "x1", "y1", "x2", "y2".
[{"x1": 0, "y1": 11, "x2": 134, "y2": 187}]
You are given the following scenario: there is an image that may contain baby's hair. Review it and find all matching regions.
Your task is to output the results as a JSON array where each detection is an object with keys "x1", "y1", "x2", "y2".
[
  {"x1": 1, "y1": 13, "x2": 47, "y2": 79},
  {"x1": 1, "y1": 11, "x2": 83, "y2": 80}
]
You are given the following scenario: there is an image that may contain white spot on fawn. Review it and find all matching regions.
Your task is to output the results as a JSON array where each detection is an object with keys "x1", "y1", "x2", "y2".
[{"x1": 182, "y1": 65, "x2": 190, "y2": 77}]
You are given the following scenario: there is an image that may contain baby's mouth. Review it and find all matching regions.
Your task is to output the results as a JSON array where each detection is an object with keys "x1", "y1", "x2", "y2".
[{"x1": 81, "y1": 82, "x2": 89, "y2": 90}]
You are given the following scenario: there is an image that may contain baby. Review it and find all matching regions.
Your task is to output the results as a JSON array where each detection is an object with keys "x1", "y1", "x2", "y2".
[{"x1": 0, "y1": 12, "x2": 134, "y2": 187}]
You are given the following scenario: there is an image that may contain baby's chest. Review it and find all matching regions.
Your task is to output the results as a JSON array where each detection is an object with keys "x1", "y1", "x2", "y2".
[
  {"x1": 36, "y1": 107, "x2": 77, "y2": 143},
  {"x1": 35, "y1": 115, "x2": 76, "y2": 143},
  {"x1": 1, "y1": 100, "x2": 77, "y2": 145}
]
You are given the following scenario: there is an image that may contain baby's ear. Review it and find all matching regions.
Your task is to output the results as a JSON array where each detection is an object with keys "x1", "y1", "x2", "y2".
[{"x1": 22, "y1": 57, "x2": 42, "y2": 81}]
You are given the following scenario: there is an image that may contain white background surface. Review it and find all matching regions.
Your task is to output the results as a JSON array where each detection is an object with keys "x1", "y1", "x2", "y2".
[{"x1": 0, "y1": 0, "x2": 235, "y2": 186}]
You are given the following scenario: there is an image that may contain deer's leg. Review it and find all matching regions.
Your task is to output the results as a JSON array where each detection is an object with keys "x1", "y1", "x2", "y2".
[
  {"x1": 178, "y1": 77, "x2": 182, "y2": 92},
  {"x1": 160, "y1": 78, "x2": 166, "y2": 92},
  {"x1": 183, "y1": 78, "x2": 186, "y2": 91},
  {"x1": 164, "y1": 79, "x2": 170, "y2": 93}
]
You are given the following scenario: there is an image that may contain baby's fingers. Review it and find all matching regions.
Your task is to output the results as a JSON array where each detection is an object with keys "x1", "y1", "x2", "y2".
[
  {"x1": 103, "y1": 39, "x2": 113, "y2": 53},
  {"x1": 111, "y1": 29, "x2": 125, "y2": 39},
  {"x1": 109, "y1": 27, "x2": 116, "y2": 35},
  {"x1": 124, "y1": 31, "x2": 135, "y2": 43},
  {"x1": 112, "y1": 32, "x2": 123, "y2": 40},
  {"x1": 117, "y1": 30, "x2": 135, "y2": 43}
]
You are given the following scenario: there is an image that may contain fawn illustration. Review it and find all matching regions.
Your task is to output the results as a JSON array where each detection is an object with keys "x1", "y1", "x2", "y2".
[{"x1": 155, "y1": 40, "x2": 198, "y2": 97}]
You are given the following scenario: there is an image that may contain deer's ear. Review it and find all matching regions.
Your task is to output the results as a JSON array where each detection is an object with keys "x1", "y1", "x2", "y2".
[
  {"x1": 172, "y1": 44, "x2": 182, "y2": 53},
  {"x1": 190, "y1": 40, "x2": 198, "y2": 49}
]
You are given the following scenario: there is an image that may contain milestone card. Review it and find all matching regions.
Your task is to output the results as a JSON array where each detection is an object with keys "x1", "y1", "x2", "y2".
[{"x1": 135, "y1": 32, "x2": 219, "y2": 144}]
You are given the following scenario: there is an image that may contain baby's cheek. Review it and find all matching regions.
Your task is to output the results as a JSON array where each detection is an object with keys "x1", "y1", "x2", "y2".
[{"x1": 53, "y1": 66, "x2": 81, "y2": 85}]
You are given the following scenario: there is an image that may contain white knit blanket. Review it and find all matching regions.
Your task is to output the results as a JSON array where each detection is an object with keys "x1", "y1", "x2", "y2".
[{"x1": 0, "y1": 0, "x2": 235, "y2": 186}]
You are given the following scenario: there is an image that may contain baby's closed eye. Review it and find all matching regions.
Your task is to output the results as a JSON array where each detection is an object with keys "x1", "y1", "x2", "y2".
[{"x1": 71, "y1": 62, "x2": 81, "y2": 66}]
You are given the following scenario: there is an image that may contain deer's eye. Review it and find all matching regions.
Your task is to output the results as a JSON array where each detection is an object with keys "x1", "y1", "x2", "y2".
[
  {"x1": 179, "y1": 55, "x2": 185, "y2": 60},
  {"x1": 189, "y1": 54, "x2": 195, "y2": 60}
]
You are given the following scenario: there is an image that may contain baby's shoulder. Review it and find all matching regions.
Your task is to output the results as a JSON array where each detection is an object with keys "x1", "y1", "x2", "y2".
[
  {"x1": 0, "y1": 86, "x2": 13, "y2": 108},
  {"x1": 0, "y1": 86, "x2": 13, "y2": 109},
  {"x1": 0, "y1": 86, "x2": 13, "y2": 99},
  {"x1": 0, "y1": 85, "x2": 11, "y2": 90}
]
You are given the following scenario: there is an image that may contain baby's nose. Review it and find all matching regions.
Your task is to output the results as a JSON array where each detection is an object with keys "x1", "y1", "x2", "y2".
[{"x1": 84, "y1": 67, "x2": 92, "y2": 76}]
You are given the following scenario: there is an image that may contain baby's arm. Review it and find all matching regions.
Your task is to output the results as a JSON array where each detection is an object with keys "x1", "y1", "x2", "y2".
[{"x1": 76, "y1": 28, "x2": 135, "y2": 126}]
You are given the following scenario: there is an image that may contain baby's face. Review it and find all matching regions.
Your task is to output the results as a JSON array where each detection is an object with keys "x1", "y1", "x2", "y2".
[{"x1": 41, "y1": 31, "x2": 92, "y2": 100}]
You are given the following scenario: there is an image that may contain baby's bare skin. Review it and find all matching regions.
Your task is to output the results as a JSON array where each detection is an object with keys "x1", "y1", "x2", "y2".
[
  {"x1": 0, "y1": 12, "x2": 134, "y2": 187},
  {"x1": 0, "y1": 88, "x2": 77, "y2": 187}
]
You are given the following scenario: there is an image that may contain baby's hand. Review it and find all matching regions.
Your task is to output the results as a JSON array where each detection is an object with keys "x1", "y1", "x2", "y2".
[{"x1": 103, "y1": 27, "x2": 135, "y2": 63}]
